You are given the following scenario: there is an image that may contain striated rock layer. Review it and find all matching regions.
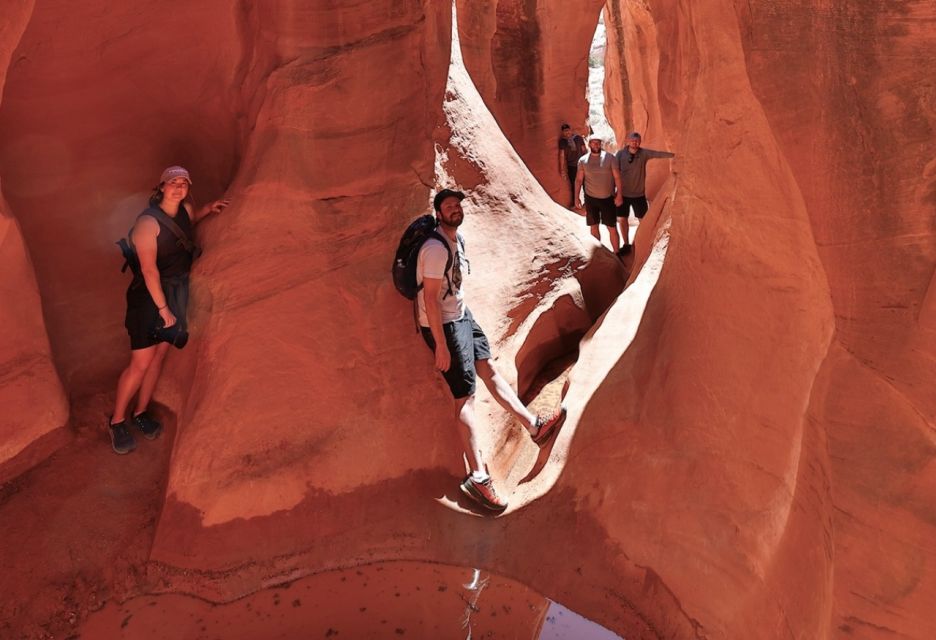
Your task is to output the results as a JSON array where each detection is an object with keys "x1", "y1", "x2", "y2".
[
  {"x1": 0, "y1": 1, "x2": 934, "y2": 639},
  {"x1": 600, "y1": 0, "x2": 936, "y2": 637},
  {"x1": 455, "y1": 0, "x2": 605, "y2": 205},
  {"x1": 733, "y1": 1, "x2": 936, "y2": 636},
  {"x1": 0, "y1": 0, "x2": 68, "y2": 481},
  {"x1": 0, "y1": 1, "x2": 244, "y2": 396}
]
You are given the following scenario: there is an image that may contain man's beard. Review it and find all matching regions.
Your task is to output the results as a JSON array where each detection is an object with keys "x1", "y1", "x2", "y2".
[{"x1": 441, "y1": 212, "x2": 463, "y2": 227}]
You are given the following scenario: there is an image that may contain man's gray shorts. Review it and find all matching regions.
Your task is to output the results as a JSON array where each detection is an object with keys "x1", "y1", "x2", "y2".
[{"x1": 420, "y1": 308, "x2": 492, "y2": 399}]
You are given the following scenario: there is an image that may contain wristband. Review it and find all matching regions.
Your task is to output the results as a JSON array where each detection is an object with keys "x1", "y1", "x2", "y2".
[{"x1": 157, "y1": 304, "x2": 168, "y2": 310}]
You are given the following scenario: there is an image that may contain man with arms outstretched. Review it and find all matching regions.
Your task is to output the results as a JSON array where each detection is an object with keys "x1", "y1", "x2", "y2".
[
  {"x1": 418, "y1": 189, "x2": 565, "y2": 513},
  {"x1": 615, "y1": 131, "x2": 675, "y2": 254}
]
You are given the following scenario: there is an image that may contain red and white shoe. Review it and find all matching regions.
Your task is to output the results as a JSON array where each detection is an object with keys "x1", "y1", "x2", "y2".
[
  {"x1": 532, "y1": 405, "x2": 567, "y2": 445},
  {"x1": 460, "y1": 475, "x2": 508, "y2": 512}
]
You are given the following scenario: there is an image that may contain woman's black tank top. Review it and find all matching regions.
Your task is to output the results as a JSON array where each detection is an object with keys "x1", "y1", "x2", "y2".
[{"x1": 146, "y1": 205, "x2": 195, "y2": 278}]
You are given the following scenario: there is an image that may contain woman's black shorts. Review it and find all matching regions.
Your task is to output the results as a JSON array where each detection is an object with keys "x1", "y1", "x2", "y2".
[{"x1": 125, "y1": 276, "x2": 189, "y2": 350}]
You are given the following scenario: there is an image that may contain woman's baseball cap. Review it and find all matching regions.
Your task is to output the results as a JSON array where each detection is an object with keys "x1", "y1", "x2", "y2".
[{"x1": 160, "y1": 166, "x2": 192, "y2": 184}]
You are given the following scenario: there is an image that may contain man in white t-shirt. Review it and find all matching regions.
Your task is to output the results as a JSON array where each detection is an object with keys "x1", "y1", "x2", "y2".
[
  {"x1": 417, "y1": 189, "x2": 566, "y2": 513},
  {"x1": 574, "y1": 136, "x2": 625, "y2": 255}
]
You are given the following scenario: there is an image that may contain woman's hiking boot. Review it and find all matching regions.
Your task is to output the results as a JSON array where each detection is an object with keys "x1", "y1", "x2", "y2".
[
  {"x1": 109, "y1": 420, "x2": 137, "y2": 455},
  {"x1": 460, "y1": 475, "x2": 508, "y2": 513},
  {"x1": 132, "y1": 411, "x2": 163, "y2": 440}
]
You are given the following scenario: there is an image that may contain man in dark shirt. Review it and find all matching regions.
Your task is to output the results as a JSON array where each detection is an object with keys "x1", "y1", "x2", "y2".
[
  {"x1": 557, "y1": 123, "x2": 586, "y2": 208},
  {"x1": 615, "y1": 131, "x2": 675, "y2": 254}
]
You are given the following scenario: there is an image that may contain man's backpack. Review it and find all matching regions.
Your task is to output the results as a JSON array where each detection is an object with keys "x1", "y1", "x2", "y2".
[{"x1": 392, "y1": 214, "x2": 464, "y2": 301}]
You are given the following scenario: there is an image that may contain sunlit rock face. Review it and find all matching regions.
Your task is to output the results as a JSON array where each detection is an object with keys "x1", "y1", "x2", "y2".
[
  {"x1": 0, "y1": 0, "x2": 68, "y2": 481},
  {"x1": 734, "y1": 1, "x2": 936, "y2": 637},
  {"x1": 148, "y1": 0, "x2": 458, "y2": 563},
  {"x1": 149, "y1": 0, "x2": 624, "y2": 580},
  {"x1": 455, "y1": 0, "x2": 606, "y2": 204},
  {"x1": 1, "y1": 1, "x2": 933, "y2": 639},
  {"x1": 596, "y1": 0, "x2": 936, "y2": 637}
]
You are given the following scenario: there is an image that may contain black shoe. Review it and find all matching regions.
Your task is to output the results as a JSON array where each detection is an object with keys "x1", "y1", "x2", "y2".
[
  {"x1": 132, "y1": 411, "x2": 163, "y2": 440},
  {"x1": 109, "y1": 420, "x2": 137, "y2": 455},
  {"x1": 616, "y1": 244, "x2": 632, "y2": 257}
]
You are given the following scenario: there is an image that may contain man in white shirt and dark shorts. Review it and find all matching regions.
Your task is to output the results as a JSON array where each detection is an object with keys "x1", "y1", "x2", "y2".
[{"x1": 417, "y1": 189, "x2": 566, "y2": 513}]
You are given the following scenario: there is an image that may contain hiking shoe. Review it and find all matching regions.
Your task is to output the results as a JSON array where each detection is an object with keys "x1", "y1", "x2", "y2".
[
  {"x1": 132, "y1": 411, "x2": 163, "y2": 440},
  {"x1": 109, "y1": 420, "x2": 137, "y2": 455},
  {"x1": 460, "y1": 475, "x2": 508, "y2": 513},
  {"x1": 532, "y1": 405, "x2": 567, "y2": 445}
]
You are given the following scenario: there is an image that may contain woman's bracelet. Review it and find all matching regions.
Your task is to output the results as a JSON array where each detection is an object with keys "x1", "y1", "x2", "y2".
[{"x1": 157, "y1": 304, "x2": 168, "y2": 310}]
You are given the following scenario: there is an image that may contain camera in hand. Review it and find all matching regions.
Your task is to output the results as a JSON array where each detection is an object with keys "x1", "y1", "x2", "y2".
[{"x1": 152, "y1": 321, "x2": 189, "y2": 349}]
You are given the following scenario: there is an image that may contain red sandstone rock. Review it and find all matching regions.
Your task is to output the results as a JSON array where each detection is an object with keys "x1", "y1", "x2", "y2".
[
  {"x1": 734, "y1": 1, "x2": 936, "y2": 636},
  {"x1": 0, "y1": 0, "x2": 68, "y2": 481},
  {"x1": 0, "y1": 2, "x2": 244, "y2": 395},
  {"x1": 456, "y1": 0, "x2": 606, "y2": 205},
  {"x1": 597, "y1": 0, "x2": 936, "y2": 637},
  {"x1": 1, "y1": 2, "x2": 934, "y2": 640}
]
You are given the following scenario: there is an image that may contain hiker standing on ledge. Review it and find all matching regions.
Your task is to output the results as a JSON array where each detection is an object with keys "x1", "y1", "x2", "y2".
[
  {"x1": 574, "y1": 136, "x2": 625, "y2": 255},
  {"x1": 108, "y1": 166, "x2": 229, "y2": 455},
  {"x1": 416, "y1": 189, "x2": 566, "y2": 513},
  {"x1": 557, "y1": 123, "x2": 586, "y2": 208},
  {"x1": 615, "y1": 132, "x2": 675, "y2": 255}
]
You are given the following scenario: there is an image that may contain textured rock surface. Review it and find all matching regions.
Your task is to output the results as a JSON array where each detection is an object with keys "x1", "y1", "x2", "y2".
[
  {"x1": 585, "y1": 1, "x2": 836, "y2": 637},
  {"x1": 600, "y1": 0, "x2": 936, "y2": 637},
  {"x1": 455, "y1": 0, "x2": 605, "y2": 204},
  {"x1": 734, "y1": 1, "x2": 936, "y2": 636},
  {"x1": 0, "y1": 1, "x2": 934, "y2": 639},
  {"x1": 0, "y1": 1, "x2": 244, "y2": 395},
  {"x1": 0, "y1": 0, "x2": 68, "y2": 481}
]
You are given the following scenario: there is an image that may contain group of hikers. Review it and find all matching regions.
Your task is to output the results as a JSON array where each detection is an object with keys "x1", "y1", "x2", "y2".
[
  {"x1": 108, "y1": 129, "x2": 673, "y2": 514},
  {"x1": 557, "y1": 123, "x2": 674, "y2": 256},
  {"x1": 107, "y1": 167, "x2": 561, "y2": 514}
]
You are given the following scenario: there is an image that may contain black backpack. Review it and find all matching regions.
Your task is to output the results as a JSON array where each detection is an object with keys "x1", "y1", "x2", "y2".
[{"x1": 392, "y1": 214, "x2": 464, "y2": 300}]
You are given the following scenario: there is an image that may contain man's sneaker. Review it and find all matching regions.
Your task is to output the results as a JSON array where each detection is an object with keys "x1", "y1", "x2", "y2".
[
  {"x1": 532, "y1": 405, "x2": 567, "y2": 445},
  {"x1": 132, "y1": 411, "x2": 163, "y2": 440},
  {"x1": 460, "y1": 475, "x2": 508, "y2": 513},
  {"x1": 109, "y1": 420, "x2": 137, "y2": 455}
]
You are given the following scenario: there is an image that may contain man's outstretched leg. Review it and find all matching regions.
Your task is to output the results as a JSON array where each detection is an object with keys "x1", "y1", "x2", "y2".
[
  {"x1": 455, "y1": 393, "x2": 508, "y2": 512},
  {"x1": 476, "y1": 359, "x2": 567, "y2": 446}
]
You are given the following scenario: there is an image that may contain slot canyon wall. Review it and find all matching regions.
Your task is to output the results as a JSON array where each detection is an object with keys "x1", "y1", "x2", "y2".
[
  {"x1": 0, "y1": 1, "x2": 934, "y2": 640},
  {"x1": 732, "y1": 1, "x2": 936, "y2": 636},
  {"x1": 0, "y1": 0, "x2": 69, "y2": 482}
]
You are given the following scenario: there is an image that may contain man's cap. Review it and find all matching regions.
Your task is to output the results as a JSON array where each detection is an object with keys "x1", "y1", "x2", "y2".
[
  {"x1": 160, "y1": 166, "x2": 192, "y2": 185},
  {"x1": 433, "y1": 188, "x2": 465, "y2": 212},
  {"x1": 589, "y1": 135, "x2": 603, "y2": 142},
  {"x1": 626, "y1": 131, "x2": 642, "y2": 140}
]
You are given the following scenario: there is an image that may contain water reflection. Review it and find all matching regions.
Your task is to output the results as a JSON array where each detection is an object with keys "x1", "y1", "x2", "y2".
[{"x1": 80, "y1": 561, "x2": 624, "y2": 639}]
